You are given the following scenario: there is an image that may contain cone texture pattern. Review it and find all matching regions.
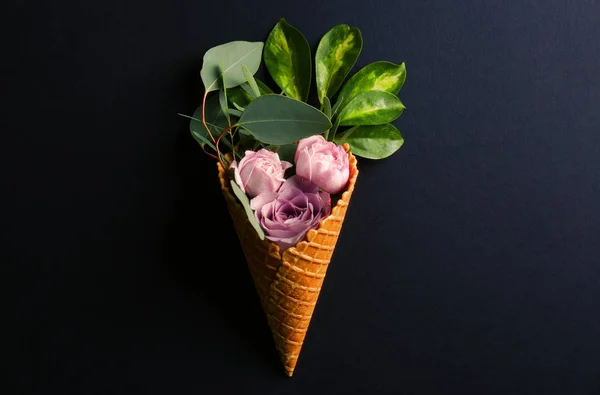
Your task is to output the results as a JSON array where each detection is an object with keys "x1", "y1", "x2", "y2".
[{"x1": 217, "y1": 146, "x2": 358, "y2": 377}]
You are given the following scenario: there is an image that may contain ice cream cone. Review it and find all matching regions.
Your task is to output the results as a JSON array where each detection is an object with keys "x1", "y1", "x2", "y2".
[{"x1": 217, "y1": 144, "x2": 359, "y2": 377}]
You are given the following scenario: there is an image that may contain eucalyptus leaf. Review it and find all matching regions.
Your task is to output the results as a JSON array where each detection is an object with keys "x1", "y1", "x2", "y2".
[
  {"x1": 241, "y1": 83, "x2": 258, "y2": 99},
  {"x1": 335, "y1": 123, "x2": 404, "y2": 159},
  {"x1": 315, "y1": 24, "x2": 363, "y2": 103},
  {"x1": 190, "y1": 130, "x2": 213, "y2": 148},
  {"x1": 264, "y1": 18, "x2": 312, "y2": 102},
  {"x1": 230, "y1": 180, "x2": 265, "y2": 240},
  {"x1": 228, "y1": 108, "x2": 243, "y2": 117},
  {"x1": 200, "y1": 41, "x2": 263, "y2": 92},
  {"x1": 190, "y1": 94, "x2": 229, "y2": 141},
  {"x1": 323, "y1": 96, "x2": 332, "y2": 119},
  {"x1": 242, "y1": 64, "x2": 261, "y2": 98},
  {"x1": 337, "y1": 91, "x2": 405, "y2": 126},
  {"x1": 337, "y1": 61, "x2": 406, "y2": 111},
  {"x1": 227, "y1": 86, "x2": 251, "y2": 108},
  {"x1": 228, "y1": 79, "x2": 273, "y2": 108},
  {"x1": 232, "y1": 102, "x2": 245, "y2": 111},
  {"x1": 218, "y1": 89, "x2": 230, "y2": 123},
  {"x1": 273, "y1": 143, "x2": 298, "y2": 164},
  {"x1": 237, "y1": 94, "x2": 331, "y2": 145}
]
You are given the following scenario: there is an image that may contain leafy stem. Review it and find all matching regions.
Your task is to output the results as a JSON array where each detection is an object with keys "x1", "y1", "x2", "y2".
[{"x1": 201, "y1": 90, "x2": 216, "y2": 144}]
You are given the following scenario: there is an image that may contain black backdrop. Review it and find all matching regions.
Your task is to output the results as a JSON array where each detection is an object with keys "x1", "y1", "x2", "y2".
[{"x1": 5, "y1": 0, "x2": 600, "y2": 394}]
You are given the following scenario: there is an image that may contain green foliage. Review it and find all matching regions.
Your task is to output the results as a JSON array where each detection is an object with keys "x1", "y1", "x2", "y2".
[
  {"x1": 264, "y1": 18, "x2": 312, "y2": 101},
  {"x1": 200, "y1": 41, "x2": 263, "y2": 92},
  {"x1": 242, "y1": 64, "x2": 261, "y2": 98},
  {"x1": 230, "y1": 180, "x2": 265, "y2": 240},
  {"x1": 228, "y1": 79, "x2": 273, "y2": 108},
  {"x1": 336, "y1": 61, "x2": 406, "y2": 112},
  {"x1": 190, "y1": 94, "x2": 229, "y2": 142},
  {"x1": 335, "y1": 124, "x2": 404, "y2": 159},
  {"x1": 189, "y1": 19, "x2": 409, "y2": 166},
  {"x1": 315, "y1": 24, "x2": 363, "y2": 104},
  {"x1": 238, "y1": 95, "x2": 331, "y2": 145},
  {"x1": 337, "y1": 91, "x2": 405, "y2": 126}
]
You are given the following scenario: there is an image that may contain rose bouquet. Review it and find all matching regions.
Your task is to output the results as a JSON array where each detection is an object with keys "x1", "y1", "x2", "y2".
[{"x1": 181, "y1": 18, "x2": 406, "y2": 376}]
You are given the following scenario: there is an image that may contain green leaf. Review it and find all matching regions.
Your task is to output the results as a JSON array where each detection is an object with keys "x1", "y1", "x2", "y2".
[
  {"x1": 232, "y1": 102, "x2": 245, "y2": 111},
  {"x1": 230, "y1": 180, "x2": 265, "y2": 240},
  {"x1": 228, "y1": 79, "x2": 273, "y2": 108},
  {"x1": 337, "y1": 91, "x2": 405, "y2": 126},
  {"x1": 218, "y1": 89, "x2": 230, "y2": 123},
  {"x1": 279, "y1": 76, "x2": 295, "y2": 95},
  {"x1": 331, "y1": 94, "x2": 345, "y2": 117},
  {"x1": 327, "y1": 117, "x2": 341, "y2": 141},
  {"x1": 335, "y1": 125, "x2": 358, "y2": 145},
  {"x1": 271, "y1": 143, "x2": 298, "y2": 164},
  {"x1": 189, "y1": 94, "x2": 229, "y2": 142},
  {"x1": 237, "y1": 94, "x2": 331, "y2": 145},
  {"x1": 242, "y1": 64, "x2": 261, "y2": 98},
  {"x1": 200, "y1": 41, "x2": 263, "y2": 92},
  {"x1": 315, "y1": 24, "x2": 363, "y2": 103},
  {"x1": 227, "y1": 86, "x2": 251, "y2": 108},
  {"x1": 335, "y1": 123, "x2": 404, "y2": 159},
  {"x1": 336, "y1": 61, "x2": 406, "y2": 112},
  {"x1": 263, "y1": 18, "x2": 312, "y2": 102},
  {"x1": 241, "y1": 83, "x2": 258, "y2": 99},
  {"x1": 228, "y1": 108, "x2": 243, "y2": 117},
  {"x1": 323, "y1": 96, "x2": 332, "y2": 119}
]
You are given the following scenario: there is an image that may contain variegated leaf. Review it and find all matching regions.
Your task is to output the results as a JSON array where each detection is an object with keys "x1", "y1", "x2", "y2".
[
  {"x1": 315, "y1": 24, "x2": 363, "y2": 104},
  {"x1": 264, "y1": 18, "x2": 312, "y2": 102},
  {"x1": 335, "y1": 123, "x2": 404, "y2": 159},
  {"x1": 336, "y1": 61, "x2": 406, "y2": 111},
  {"x1": 337, "y1": 90, "x2": 405, "y2": 126}
]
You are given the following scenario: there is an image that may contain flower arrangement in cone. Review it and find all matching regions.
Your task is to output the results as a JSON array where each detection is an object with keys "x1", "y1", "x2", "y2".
[{"x1": 180, "y1": 18, "x2": 406, "y2": 376}]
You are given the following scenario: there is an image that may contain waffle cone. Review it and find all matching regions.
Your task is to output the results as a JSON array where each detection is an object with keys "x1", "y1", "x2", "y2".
[{"x1": 217, "y1": 145, "x2": 359, "y2": 377}]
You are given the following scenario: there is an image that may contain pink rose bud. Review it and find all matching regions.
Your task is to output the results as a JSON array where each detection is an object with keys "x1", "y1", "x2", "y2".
[
  {"x1": 230, "y1": 149, "x2": 292, "y2": 198},
  {"x1": 250, "y1": 175, "x2": 331, "y2": 252},
  {"x1": 295, "y1": 135, "x2": 350, "y2": 194}
]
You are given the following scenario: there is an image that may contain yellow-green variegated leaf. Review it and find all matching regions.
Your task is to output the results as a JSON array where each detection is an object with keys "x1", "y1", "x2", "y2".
[
  {"x1": 315, "y1": 24, "x2": 362, "y2": 104},
  {"x1": 264, "y1": 18, "x2": 312, "y2": 102},
  {"x1": 336, "y1": 61, "x2": 406, "y2": 111},
  {"x1": 337, "y1": 91, "x2": 405, "y2": 126},
  {"x1": 335, "y1": 123, "x2": 404, "y2": 159}
]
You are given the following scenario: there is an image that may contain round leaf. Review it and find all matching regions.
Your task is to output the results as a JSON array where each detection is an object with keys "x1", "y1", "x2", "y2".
[
  {"x1": 315, "y1": 24, "x2": 363, "y2": 104},
  {"x1": 200, "y1": 41, "x2": 264, "y2": 92},
  {"x1": 264, "y1": 18, "x2": 312, "y2": 102},
  {"x1": 237, "y1": 94, "x2": 331, "y2": 145},
  {"x1": 337, "y1": 91, "x2": 405, "y2": 126},
  {"x1": 336, "y1": 61, "x2": 406, "y2": 112},
  {"x1": 336, "y1": 124, "x2": 404, "y2": 159}
]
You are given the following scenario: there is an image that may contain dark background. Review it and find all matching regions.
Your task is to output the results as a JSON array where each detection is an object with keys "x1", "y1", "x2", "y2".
[{"x1": 4, "y1": 0, "x2": 600, "y2": 393}]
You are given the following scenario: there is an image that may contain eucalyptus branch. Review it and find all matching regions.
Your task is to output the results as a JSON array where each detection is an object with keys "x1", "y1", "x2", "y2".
[
  {"x1": 201, "y1": 91, "x2": 216, "y2": 143},
  {"x1": 214, "y1": 123, "x2": 238, "y2": 170}
]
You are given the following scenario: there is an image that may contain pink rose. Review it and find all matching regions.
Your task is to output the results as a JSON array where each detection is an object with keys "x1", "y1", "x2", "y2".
[
  {"x1": 250, "y1": 175, "x2": 331, "y2": 252},
  {"x1": 230, "y1": 148, "x2": 292, "y2": 198},
  {"x1": 294, "y1": 135, "x2": 350, "y2": 194}
]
